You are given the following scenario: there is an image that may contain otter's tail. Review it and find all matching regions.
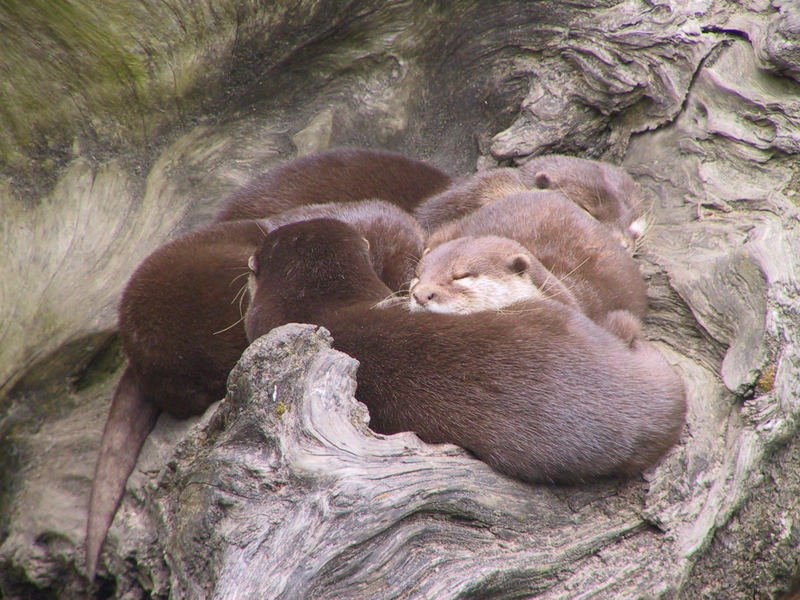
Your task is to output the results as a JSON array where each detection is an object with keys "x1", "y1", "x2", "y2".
[
  {"x1": 600, "y1": 309, "x2": 642, "y2": 348},
  {"x1": 86, "y1": 367, "x2": 160, "y2": 578}
]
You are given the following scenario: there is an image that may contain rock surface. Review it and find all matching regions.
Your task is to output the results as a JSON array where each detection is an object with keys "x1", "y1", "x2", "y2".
[{"x1": 1, "y1": 1, "x2": 799, "y2": 598}]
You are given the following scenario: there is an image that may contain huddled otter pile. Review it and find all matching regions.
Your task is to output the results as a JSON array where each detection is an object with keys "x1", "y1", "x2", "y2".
[{"x1": 86, "y1": 147, "x2": 685, "y2": 578}]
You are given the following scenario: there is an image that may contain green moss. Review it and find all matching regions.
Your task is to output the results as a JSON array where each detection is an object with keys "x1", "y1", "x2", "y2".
[
  {"x1": 0, "y1": 0, "x2": 237, "y2": 169},
  {"x1": 275, "y1": 401, "x2": 287, "y2": 419},
  {"x1": 0, "y1": 1, "x2": 149, "y2": 152},
  {"x1": 756, "y1": 364, "x2": 777, "y2": 395}
]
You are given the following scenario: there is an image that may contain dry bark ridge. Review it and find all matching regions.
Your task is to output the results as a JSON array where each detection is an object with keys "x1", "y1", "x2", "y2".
[{"x1": 1, "y1": 1, "x2": 800, "y2": 598}]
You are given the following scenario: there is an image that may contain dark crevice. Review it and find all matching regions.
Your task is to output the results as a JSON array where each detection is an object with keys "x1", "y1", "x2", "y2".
[{"x1": 700, "y1": 24, "x2": 751, "y2": 40}]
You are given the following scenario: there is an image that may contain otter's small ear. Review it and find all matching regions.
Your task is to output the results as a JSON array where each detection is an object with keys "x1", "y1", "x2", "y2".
[
  {"x1": 248, "y1": 255, "x2": 258, "y2": 276},
  {"x1": 506, "y1": 253, "x2": 531, "y2": 276},
  {"x1": 361, "y1": 237, "x2": 370, "y2": 251},
  {"x1": 533, "y1": 171, "x2": 552, "y2": 189}
]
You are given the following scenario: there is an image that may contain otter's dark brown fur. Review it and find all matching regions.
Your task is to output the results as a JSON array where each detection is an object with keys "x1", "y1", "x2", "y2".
[
  {"x1": 214, "y1": 147, "x2": 452, "y2": 222},
  {"x1": 260, "y1": 200, "x2": 424, "y2": 292},
  {"x1": 412, "y1": 167, "x2": 526, "y2": 233},
  {"x1": 423, "y1": 190, "x2": 649, "y2": 327},
  {"x1": 245, "y1": 218, "x2": 686, "y2": 486},
  {"x1": 87, "y1": 200, "x2": 423, "y2": 577},
  {"x1": 87, "y1": 219, "x2": 264, "y2": 577},
  {"x1": 518, "y1": 154, "x2": 646, "y2": 248}
]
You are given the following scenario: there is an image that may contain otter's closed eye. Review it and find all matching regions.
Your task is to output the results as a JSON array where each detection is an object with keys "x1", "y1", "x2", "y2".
[{"x1": 453, "y1": 272, "x2": 473, "y2": 280}]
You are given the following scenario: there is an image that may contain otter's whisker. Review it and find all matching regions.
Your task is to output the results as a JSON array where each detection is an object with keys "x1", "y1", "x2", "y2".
[
  {"x1": 405, "y1": 252, "x2": 425, "y2": 268},
  {"x1": 231, "y1": 280, "x2": 248, "y2": 307},
  {"x1": 228, "y1": 270, "x2": 250, "y2": 288},
  {"x1": 626, "y1": 193, "x2": 649, "y2": 213},
  {"x1": 213, "y1": 313, "x2": 246, "y2": 336},
  {"x1": 497, "y1": 303, "x2": 543, "y2": 315},
  {"x1": 558, "y1": 256, "x2": 592, "y2": 281},
  {"x1": 371, "y1": 288, "x2": 410, "y2": 310},
  {"x1": 237, "y1": 282, "x2": 249, "y2": 318},
  {"x1": 538, "y1": 268, "x2": 573, "y2": 294},
  {"x1": 386, "y1": 287, "x2": 411, "y2": 300}
]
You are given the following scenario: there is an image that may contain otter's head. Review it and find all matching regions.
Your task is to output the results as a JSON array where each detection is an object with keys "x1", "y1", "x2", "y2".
[
  {"x1": 525, "y1": 156, "x2": 647, "y2": 251},
  {"x1": 409, "y1": 236, "x2": 543, "y2": 314},
  {"x1": 353, "y1": 204, "x2": 426, "y2": 293},
  {"x1": 245, "y1": 218, "x2": 389, "y2": 342}
]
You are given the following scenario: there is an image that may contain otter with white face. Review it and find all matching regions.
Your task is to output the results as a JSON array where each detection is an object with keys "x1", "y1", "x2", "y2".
[
  {"x1": 417, "y1": 191, "x2": 649, "y2": 326},
  {"x1": 411, "y1": 191, "x2": 650, "y2": 347},
  {"x1": 409, "y1": 236, "x2": 578, "y2": 314}
]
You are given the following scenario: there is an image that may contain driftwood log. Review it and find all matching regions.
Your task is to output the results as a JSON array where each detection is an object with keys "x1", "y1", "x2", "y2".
[{"x1": 1, "y1": 1, "x2": 799, "y2": 598}]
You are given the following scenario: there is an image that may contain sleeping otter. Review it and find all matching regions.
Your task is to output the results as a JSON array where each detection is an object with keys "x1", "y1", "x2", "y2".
[
  {"x1": 412, "y1": 191, "x2": 648, "y2": 341},
  {"x1": 408, "y1": 235, "x2": 580, "y2": 314},
  {"x1": 412, "y1": 167, "x2": 526, "y2": 233},
  {"x1": 214, "y1": 147, "x2": 452, "y2": 222},
  {"x1": 86, "y1": 200, "x2": 423, "y2": 578},
  {"x1": 245, "y1": 218, "x2": 686, "y2": 485},
  {"x1": 518, "y1": 154, "x2": 647, "y2": 249}
]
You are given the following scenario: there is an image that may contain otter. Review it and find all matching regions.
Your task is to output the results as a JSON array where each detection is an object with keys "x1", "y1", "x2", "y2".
[
  {"x1": 408, "y1": 235, "x2": 581, "y2": 314},
  {"x1": 259, "y1": 200, "x2": 425, "y2": 292},
  {"x1": 86, "y1": 220, "x2": 263, "y2": 578},
  {"x1": 411, "y1": 156, "x2": 646, "y2": 250},
  {"x1": 412, "y1": 167, "x2": 526, "y2": 233},
  {"x1": 86, "y1": 200, "x2": 424, "y2": 578},
  {"x1": 214, "y1": 147, "x2": 453, "y2": 222},
  {"x1": 518, "y1": 154, "x2": 647, "y2": 249},
  {"x1": 412, "y1": 191, "x2": 648, "y2": 340},
  {"x1": 245, "y1": 219, "x2": 686, "y2": 486}
]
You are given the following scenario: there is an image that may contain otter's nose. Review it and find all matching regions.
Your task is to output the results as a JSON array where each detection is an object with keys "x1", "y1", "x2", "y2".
[{"x1": 412, "y1": 284, "x2": 437, "y2": 306}]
